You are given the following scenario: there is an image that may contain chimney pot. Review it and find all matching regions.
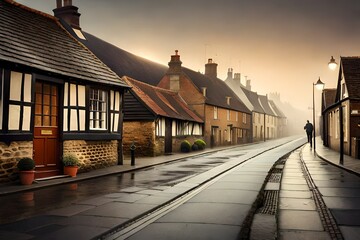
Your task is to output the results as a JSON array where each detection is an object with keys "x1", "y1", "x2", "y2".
[{"x1": 64, "y1": 0, "x2": 72, "y2": 6}]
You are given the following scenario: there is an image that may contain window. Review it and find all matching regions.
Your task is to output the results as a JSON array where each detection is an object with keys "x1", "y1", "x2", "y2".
[
  {"x1": 34, "y1": 82, "x2": 58, "y2": 127},
  {"x1": 236, "y1": 112, "x2": 238, "y2": 122},
  {"x1": 343, "y1": 105, "x2": 348, "y2": 141},
  {"x1": 8, "y1": 71, "x2": 32, "y2": 131},
  {"x1": 226, "y1": 97, "x2": 231, "y2": 105},
  {"x1": 89, "y1": 88, "x2": 107, "y2": 130},
  {"x1": 214, "y1": 106, "x2": 218, "y2": 119},
  {"x1": 242, "y1": 113, "x2": 247, "y2": 124},
  {"x1": 0, "y1": 69, "x2": 3, "y2": 130},
  {"x1": 156, "y1": 117, "x2": 165, "y2": 136},
  {"x1": 335, "y1": 110, "x2": 339, "y2": 139},
  {"x1": 227, "y1": 110, "x2": 230, "y2": 121}
]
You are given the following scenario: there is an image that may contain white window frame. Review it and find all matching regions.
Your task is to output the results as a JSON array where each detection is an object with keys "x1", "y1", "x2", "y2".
[
  {"x1": 89, "y1": 88, "x2": 108, "y2": 130},
  {"x1": 242, "y1": 113, "x2": 247, "y2": 124},
  {"x1": 214, "y1": 106, "x2": 218, "y2": 119}
]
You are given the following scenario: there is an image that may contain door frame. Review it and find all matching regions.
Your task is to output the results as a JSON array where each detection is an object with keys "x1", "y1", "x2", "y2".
[{"x1": 32, "y1": 74, "x2": 64, "y2": 178}]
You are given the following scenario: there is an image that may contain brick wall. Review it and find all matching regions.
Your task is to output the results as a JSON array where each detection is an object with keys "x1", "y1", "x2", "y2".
[
  {"x1": 123, "y1": 121, "x2": 156, "y2": 157},
  {"x1": 63, "y1": 140, "x2": 118, "y2": 172},
  {"x1": 204, "y1": 105, "x2": 251, "y2": 146},
  {"x1": 0, "y1": 141, "x2": 33, "y2": 182}
]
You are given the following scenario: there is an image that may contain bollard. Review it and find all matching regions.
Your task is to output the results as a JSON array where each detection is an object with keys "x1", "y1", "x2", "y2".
[{"x1": 130, "y1": 142, "x2": 136, "y2": 166}]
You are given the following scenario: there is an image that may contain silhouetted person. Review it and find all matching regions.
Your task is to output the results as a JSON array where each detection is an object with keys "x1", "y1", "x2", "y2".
[{"x1": 304, "y1": 120, "x2": 313, "y2": 147}]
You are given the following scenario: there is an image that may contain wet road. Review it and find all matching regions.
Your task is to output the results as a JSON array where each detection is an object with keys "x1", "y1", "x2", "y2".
[
  {"x1": 0, "y1": 138, "x2": 294, "y2": 225},
  {"x1": 0, "y1": 155, "x2": 231, "y2": 224},
  {"x1": 0, "y1": 136, "x2": 307, "y2": 240}
]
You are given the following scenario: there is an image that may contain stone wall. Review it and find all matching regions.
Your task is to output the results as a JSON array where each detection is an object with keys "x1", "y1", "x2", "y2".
[
  {"x1": 123, "y1": 121, "x2": 156, "y2": 157},
  {"x1": 0, "y1": 141, "x2": 33, "y2": 182},
  {"x1": 154, "y1": 136, "x2": 165, "y2": 156},
  {"x1": 63, "y1": 140, "x2": 118, "y2": 172}
]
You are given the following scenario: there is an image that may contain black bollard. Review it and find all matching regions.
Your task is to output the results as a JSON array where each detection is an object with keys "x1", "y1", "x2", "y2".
[{"x1": 130, "y1": 142, "x2": 136, "y2": 166}]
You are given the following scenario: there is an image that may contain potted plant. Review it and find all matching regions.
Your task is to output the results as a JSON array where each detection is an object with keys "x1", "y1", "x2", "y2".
[
  {"x1": 62, "y1": 153, "x2": 79, "y2": 177},
  {"x1": 17, "y1": 157, "x2": 35, "y2": 185}
]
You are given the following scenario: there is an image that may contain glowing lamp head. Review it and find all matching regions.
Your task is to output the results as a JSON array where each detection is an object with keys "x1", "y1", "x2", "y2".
[
  {"x1": 315, "y1": 77, "x2": 325, "y2": 90},
  {"x1": 328, "y1": 56, "x2": 337, "y2": 71}
]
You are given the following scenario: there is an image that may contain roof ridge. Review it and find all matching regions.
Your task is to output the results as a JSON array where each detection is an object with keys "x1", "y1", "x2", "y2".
[
  {"x1": 124, "y1": 76, "x2": 178, "y2": 95},
  {"x1": 5, "y1": 0, "x2": 57, "y2": 20}
]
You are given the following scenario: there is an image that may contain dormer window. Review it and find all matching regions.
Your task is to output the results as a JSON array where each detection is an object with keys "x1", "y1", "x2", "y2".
[
  {"x1": 226, "y1": 96, "x2": 231, "y2": 105},
  {"x1": 202, "y1": 87, "x2": 207, "y2": 97}
]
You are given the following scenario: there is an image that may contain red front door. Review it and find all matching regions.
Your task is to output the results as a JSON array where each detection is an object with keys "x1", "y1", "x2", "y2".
[{"x1": 33, "y1": 81, "x2": 60, "y2": 178}]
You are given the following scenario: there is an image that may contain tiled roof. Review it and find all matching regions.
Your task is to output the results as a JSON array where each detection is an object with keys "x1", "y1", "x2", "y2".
[
  {"x1": 123, "y1": 76, "x2": 203, "y2": 123},
  {"x1": 258, "y1": 95, "x2": 276, "y2": 116},
  {"x1": 269, "y1": 100, "x2": 286, "y2": 118},
  {"x1": 322, "y1": 88, "x2": 337, "y2": 110},
  {"x1": 341, "y1": 57, "x2": 360, "y2": 99},
  {"x1": 0, "y1": 0, "x2": 128, "y2": 87},
  {"x1": 79, "y1": 32, "x2": 167, "y2": 86},
  {"x1": 182, "y1": 68, "x2": 251, "y2": 114},
  {"x1": 76, "y1": 32, "x2": 250, "y2": 114},
  {"x1": 224, "y1": 79, "x2": 254, "y2": 111},
  {"x1": 241, "y1": 87, "x2": 265, "y2": 113}
]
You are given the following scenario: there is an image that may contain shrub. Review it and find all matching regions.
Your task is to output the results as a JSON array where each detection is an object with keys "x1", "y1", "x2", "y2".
[
  {"x1": 194, "y1": 139, "x2": 206, "y2": 150},
  {"x1": 17, "y1": 157, "x2": 35, "y2": 171},
  {"x1": 191, "y1": 143, "x2": 199, "y2": 151},
  {"x1": 62, "y1": 153, "x2": 79, "y2": 167},
  {"x1": 180, "y1": 140, "x2": 191, "y2": 153}
]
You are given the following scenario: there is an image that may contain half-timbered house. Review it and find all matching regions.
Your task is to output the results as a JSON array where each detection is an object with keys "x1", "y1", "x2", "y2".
[
  {"x1": 122, "y1": 77, "x2": 203, "y2": 156},
  {"x1": 52, "y1": 1, "x2": 252, "y2": 149},
  {"x1": 0, "y1": 0, "x2": 129, "y2": 181}
]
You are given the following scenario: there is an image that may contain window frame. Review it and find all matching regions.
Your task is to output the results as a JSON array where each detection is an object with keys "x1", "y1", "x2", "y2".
[{"x1": 89, "y1": 87, "x2": 108, "y2": 131}]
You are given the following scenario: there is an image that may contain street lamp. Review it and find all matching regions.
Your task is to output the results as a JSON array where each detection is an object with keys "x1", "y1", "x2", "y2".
[
  {"x1": 328, "y1": 56, "x2": 337, "y2": 71},
  {"x1": 313, "y1": 77, "x2": 325, "y2": 151},
  {"x1": 328, "y1": 56, "x2": 343, "y2": 164}
]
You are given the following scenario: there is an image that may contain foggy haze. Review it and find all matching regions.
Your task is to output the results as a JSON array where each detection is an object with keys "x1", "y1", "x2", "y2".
[{"x1": 15, "y1": 0, "x2": 360, "y2": 120}]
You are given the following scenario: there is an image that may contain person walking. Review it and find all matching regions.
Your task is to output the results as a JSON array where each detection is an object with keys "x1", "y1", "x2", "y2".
[{"x1": 304, "y1": 120, "x2": 313, "y2": 147}]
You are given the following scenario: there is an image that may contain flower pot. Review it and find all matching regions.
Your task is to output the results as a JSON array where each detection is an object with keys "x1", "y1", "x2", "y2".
[
  {"x1": 64, "y1": 166, "x2": 78, "y2": 177},
  {"x1": 19, "y1": 170, "x2": 35, "y2": 185}
]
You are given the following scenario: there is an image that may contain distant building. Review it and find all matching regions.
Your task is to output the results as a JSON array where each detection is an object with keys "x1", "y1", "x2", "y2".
[{"x1": 158, "y1": 54, "x2": 252, "y2": 147}]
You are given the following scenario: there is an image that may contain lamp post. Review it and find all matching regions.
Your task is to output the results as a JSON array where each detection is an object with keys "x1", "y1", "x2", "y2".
[
  {"x1": 328, "y1": 56, "x2": 344, "y2": 164},
  {"x1": 313, "y1": 78, "x2": 325, "y2": 151}
]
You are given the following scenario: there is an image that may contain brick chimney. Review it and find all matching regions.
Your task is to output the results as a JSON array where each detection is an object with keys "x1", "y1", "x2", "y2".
[
  {"x1": 168, "y1": 50, "x2": 182, "y2": 74},
  {"x1": 167, "y1": 50, "x2": 182, "y2": 92},
  {"x1": 225, "y1": 68, "x2": 233, "y2": 81},
  {"x1": 246, "y1": 79, "x2": 251, "y2": 91},
  {"x1": 234, "y1": 73, "x2": 241, "y2": 83},
  {"x1": 205, "y1": 58, "x2": 218, "y2": 78},
  {"x1": 53, "y1": 0, "x2": 81, "y2": 29}
]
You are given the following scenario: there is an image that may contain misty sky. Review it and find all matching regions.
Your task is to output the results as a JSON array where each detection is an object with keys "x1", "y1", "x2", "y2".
[{"x1": 15, "y1": 0, "x2": 360, "y2": 118}]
